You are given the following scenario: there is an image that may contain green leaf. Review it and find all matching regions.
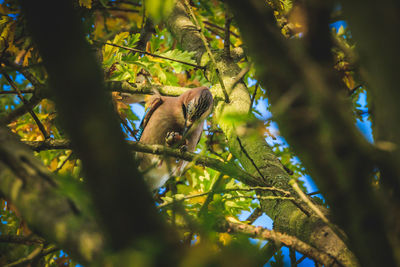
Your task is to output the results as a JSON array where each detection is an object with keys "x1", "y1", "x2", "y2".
[
  {"x1": 145, "y1": 0, "x2": 176, "y2": 23},
  {"x1": 157, "y1": 49, "x2": 197, "y2": 73}
]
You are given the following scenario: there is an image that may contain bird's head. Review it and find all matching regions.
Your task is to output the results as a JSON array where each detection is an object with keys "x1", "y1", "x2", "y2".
[{"x1": 181, "y1": 87, "x2": 213, "y2": 137}]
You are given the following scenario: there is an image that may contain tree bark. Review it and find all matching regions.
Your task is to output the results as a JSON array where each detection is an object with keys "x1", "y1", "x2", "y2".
[
  {"x1": 0, "y1": 126, "x2": 104, "y2": 264},
  {"x1": 166, "y1": 1, "x2": 356, "y2": 266},
  {"x1": 224, "y1": 0, "x2": 396, "y2": 266}
]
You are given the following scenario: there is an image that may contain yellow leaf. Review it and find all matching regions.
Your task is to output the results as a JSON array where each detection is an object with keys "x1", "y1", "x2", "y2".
[
  {"x1": 49, "y1": 158, "x2": 58, "y2": 171},
  {"x1": 112, "y1": 31, "x2": 130, "y2": 45},
  {"x1": 22, "y1": 49, "x2": 32, "y2": 67},
  {"x1": 337, "y1": 25, "x2": 345, "y2": 36},
  {"x1": 79, "y1": 0, "x2": 92, "y2": 9},
  {"x1": 58, "y1": 160, "x2": 76, "y2": 174},
  {"x1": 219, "y1": 233, "x2": 232, "y2": 245},
  {"x1": 343, "y1": 73, "x2": 355, "y2": 89},
  {"x1": 15, "y1": 49, "x2": 26, "y2": 64}
]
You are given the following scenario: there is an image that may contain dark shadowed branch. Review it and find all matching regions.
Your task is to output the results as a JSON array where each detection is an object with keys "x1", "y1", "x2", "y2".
[
  {"x1": 20, "y1": 0, "x2": 179, "y2": 264},
  {"x1": 225, "y1": 0, "x2": 394, "y2": 265}
]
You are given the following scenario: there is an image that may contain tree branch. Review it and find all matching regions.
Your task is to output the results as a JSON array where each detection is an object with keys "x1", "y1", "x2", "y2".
[
  {"x1": 225, "y1": 0, "x2": 391, "y2": 265},
  {"x1": 2, "y1": 71, "x2": 50, "y2": 139},
  {"x1": 245, "y1": 207, "x2": 262, "y2": 224},
  {"x1": 0, "y1": 126, "x2": 105, "y2": 264},
  {"x1": 105, "y1": 80, "x2": 190, "y2": 97},
  {"x1": 1, "y1": 58, "x2": 43, "y2": 88},
  {"x1": 23, "y1": 139, "x2": 260, "y2": 186},
  {"x1": 20, "y1": 0, "x2": 179, "y2": 261},
  {"x1": 224, "y1": 12, "x2": 232, "y2": 56},
  {"x1": 166, "y1": 1, "x2": 355, "y2": 265},
  {"x1": 0, "y1": 95, "x2": 43, "y2": 125},
  {"x1": 203, "y1": 20, "x2": 240, "y2": 37},
  {"x1": 4, "y1": 246, "x2": 43, "y2": 267},
  {"x1": 0, "y1": 235, "x2": 44, "y2": 245},
  {"x1": 183, "y1": 0, "x2": 230, "y2": 103},
  {"x1": 220, "y1": 218, "x2": 341, "y2": 267},
  {"x1": 94, "y1": 40, "x2": 206, "y2": 70},
  {"x1": 0, "y1": 88, "x2": 35, "y2": 95}
]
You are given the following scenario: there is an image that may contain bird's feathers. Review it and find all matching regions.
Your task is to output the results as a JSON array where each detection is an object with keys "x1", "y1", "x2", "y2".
[
  {"x1": 137, "y1": 95, "x2": 163, "y2": 141},
  {"x1": 136, "y1": 87, "x2": 213, "y2": 190}
]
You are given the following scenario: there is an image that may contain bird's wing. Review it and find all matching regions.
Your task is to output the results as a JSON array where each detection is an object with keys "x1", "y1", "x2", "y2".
[{"x1": 136, "y1": 95, "x2": 163, "y2": 141}]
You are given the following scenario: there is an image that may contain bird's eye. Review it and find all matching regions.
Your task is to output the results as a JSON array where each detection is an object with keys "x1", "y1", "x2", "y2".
[{"x1": 182, "y1": 103, "x2": 187, "y2": 119}]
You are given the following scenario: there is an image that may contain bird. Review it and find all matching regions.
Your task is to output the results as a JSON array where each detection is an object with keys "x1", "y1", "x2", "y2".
[{"x1": 136, "y1": 86, "x2": 213, "y2": 190}]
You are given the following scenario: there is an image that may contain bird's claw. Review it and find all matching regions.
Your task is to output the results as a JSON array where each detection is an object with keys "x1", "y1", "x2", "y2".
[
  {"x1": 180, "y1": 145, "x2": 188, "y2": 153},
  {"x1": 165, "y1": 131, "x2": 183, "y2": 146}
]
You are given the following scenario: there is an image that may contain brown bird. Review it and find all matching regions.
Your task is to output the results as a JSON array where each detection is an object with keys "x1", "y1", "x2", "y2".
[{"x1": 136, "y1": 86, "x2": 213, "y2": 190}]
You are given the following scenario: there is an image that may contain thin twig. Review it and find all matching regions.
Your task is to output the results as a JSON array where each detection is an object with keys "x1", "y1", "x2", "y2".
[
  {"x1": 203, "y1": 20, "x2": 240, "y2": 37},
  {"x1": 111, "y1": 0, "x2": 142, "y2": 7},
  {"x1": 198, "y1": 173, "x2": 224, "y2": 216},
  {"x1": 2, "y1": 72, "x2": 49, "y2": 139},
  {"x1": 307, "y1": 191, "x2": 320, "y2": 196},
  {"x1": 225, "y1": 195, "x2": 294, "y2": 201},
  {"x1": 348, "y1": 84, "x2": 362, "y2": 96},
  {"x1": 158, "y1": 187, "x2": 293, "y2": 209},
  {"x1": 183, "y1": 0, "x2": 230, "y2": 103},
  {"x1": 93, "y1": 40, "x2": 206, "y2": 70},
  {"x1": 224, "y1": 186, "x2": 290, "y2": 195},
  {"x1": 0, "y1": 235, "x2": 44, "y2": 245},
  {"x1": 245, "y1": 206, "x2": 262, "y2": 224},
  {"x1": 99, "y1": 7, "x2": 140, "y2": 13},
  {"x1": 290, "y1": 180, "x2": 329, "y2": 224},
  {"x1": 205, "y1": 26, "x2": 223, "y2": 38},
  {"x1": 236, "y1": 136, "x2": 265, "y2": 181},
  {"x1": 290, "y1": 180, "x2": 348, "y2": 243},
  {"x1": 0, "y1": 95, "x2": 42, "y2": 125},
  {"x1": 54, "y1": 151, "x2": 73, "y2": 174},
  {"x1": 4, "y1": 246, "x2": 43, "y2": 267},
  {"x1": 262, "y1": 242, "x2": 281, "y2": 265},
  {"x1": 296, "y1": 255, "x2": 307, "y2": 265},
  {"x1": 248, "y1": 83, "x2": 259, "y2": 114},
  {"x1": 0, "y1": 88, "x2": 35, "y2": 95},
  {"x1": 1, "y1": 58, "x2": 43, "y2": 88},
  {"x1": 120, "y1": 116, "x2": 138, "y2": 141},
  {"x1": 290, "y1": 247, "x2": 297, "y2": 267},
  {"x1": 231, "y1": 65, "x2": 250, "y2": 90},
  {"x1": 224, "y1": 12, "x2": 232, "y2": 56}
]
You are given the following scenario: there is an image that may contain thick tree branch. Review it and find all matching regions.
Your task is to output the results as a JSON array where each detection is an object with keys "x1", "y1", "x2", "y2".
[
  {"x1": 225, "y1": 0, "x2": 392, "y2": 265},
  {"x1": 183, "y1": 0, "x2": 230, "y2": 103},
  {"x1": 166, "y1": 1, "x2": 355, "y2": 266},
  {"x1": 219, "y1": 218, "x2": 341, "y2": 266},
  {"x1": 20, "y1": 0, "x2": 179, "y2": 263},
  {"x1": 0, "y1": 126, "x2": 105, "y2": 264},
  {"x1": 339, "y1": 0, "x2": 400, "y2": 251},
  {"x1": 23, "y1": 139, "x2": 259, "y2": 186},
  {"x1": 105, "y1": 80, "x2": 190, "y2": 97}
]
